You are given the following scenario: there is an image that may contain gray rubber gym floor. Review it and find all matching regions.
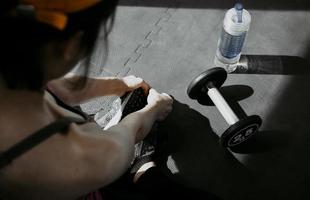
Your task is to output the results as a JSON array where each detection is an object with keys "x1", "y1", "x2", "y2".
[{"x1": 78, "y1": 1, "x2": 310, "y2": 199}]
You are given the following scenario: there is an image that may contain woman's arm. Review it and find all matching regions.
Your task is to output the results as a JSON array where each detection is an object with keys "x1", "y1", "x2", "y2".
[
  {"x1": 71, "y1": 89, "x2": 173, "y2": 189},
  {"x1": 15, "y1": 89, "x2": 172, "y2": 199},
  {"x1": 47, "y1": 73, "x2": 150, "y2": 106}
]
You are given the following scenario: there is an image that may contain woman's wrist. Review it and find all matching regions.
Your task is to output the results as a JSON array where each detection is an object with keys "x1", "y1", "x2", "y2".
[
  {"x1": 139, "y1": 104, "x2": 158, "y2": 123},
  {"x1": 91, "y1": 77, "x2": 128, "y2": 97},
  {"x1": 128, "y1": 106, "x2": 158, "y2": 143},
  {"x1": 90, "y1": 75, "x2": 149, "y2": 98}
]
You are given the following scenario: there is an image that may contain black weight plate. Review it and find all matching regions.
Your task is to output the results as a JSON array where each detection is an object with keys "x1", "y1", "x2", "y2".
[
  {"x1": 187, "y1": 67, "x2": 227, "y2": 100},
  {"x1": 220, "y1": 115, "x2": 262, "y2": 148}
]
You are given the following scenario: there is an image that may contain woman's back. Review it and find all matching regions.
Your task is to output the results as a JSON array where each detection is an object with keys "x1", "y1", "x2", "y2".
[
  {"x1": 0, "y1": 89, "x2": 90, "y2": 199},
  {"x1": 0, "y1": 89, "x2": 131, "y2": 199}
]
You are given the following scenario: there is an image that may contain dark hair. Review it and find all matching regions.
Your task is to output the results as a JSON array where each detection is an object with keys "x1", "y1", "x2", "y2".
[{"x1": 0, "y1": 0, "x2": 118, "y2": 91}]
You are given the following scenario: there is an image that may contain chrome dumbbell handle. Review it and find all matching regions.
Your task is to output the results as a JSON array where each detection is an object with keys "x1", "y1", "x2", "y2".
[{"x1": 207, "y1": 84, "x2": 239, "y2": 126}]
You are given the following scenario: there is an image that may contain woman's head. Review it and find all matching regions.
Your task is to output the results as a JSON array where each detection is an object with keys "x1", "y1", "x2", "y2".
[{"x1": 0, "y1": 0, "x2": 118, "y2": 91}]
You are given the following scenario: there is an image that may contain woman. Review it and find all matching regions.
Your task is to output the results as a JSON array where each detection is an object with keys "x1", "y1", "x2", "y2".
[
  {"x1": 0, "y1": 1, "x2": 221, "y2": 200},
  {"x1": 0, "y1": 0, "x2": 173, "y2": 199}
]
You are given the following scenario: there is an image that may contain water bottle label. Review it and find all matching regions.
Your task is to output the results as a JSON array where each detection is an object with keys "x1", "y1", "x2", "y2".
[{"x1": 219, "y1": 29, "x2": 246, "y2": 59}]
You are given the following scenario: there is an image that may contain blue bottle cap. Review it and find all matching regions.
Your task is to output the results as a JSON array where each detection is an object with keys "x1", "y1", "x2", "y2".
[{"x1": 234, "y1": 3, "x2": 243, "y2": 23}]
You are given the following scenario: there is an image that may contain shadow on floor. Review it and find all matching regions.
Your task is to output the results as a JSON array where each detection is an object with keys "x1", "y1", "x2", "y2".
[
  {"x1": 244, "y1": 76, "x2": 310, "y2": 199},
  {"x1": 156, "y1": 83, "x2": 310, "y2": 199},
  {"x1": 230, "y1": 46, "x2": 310, "y2": 199},
  {"x1": 231, "y1": 55, "x2": 310, "y2": 75},
  {"x1": 119, "y1": 0, "x2": 310, "y2": 11},
  {"x1": 155, "y1": 48, "x2": 310, "y2": 198},
  {"x1": 155, "y1": 100, "x2": 262, "y2": 200}
]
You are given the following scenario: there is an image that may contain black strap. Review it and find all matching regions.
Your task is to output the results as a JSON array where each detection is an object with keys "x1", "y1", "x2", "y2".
[
  {"x1": 0, "y1": 116, "x2": 85, "y2": 169},
  {"x1": 45, "y1": 88, "x2": 90, "y2": 121}
]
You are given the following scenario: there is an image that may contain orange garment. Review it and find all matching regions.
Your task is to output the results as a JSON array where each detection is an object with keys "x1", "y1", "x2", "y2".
[{"x1": 19, "y1": 0, "x2": 101, "y2": 30}]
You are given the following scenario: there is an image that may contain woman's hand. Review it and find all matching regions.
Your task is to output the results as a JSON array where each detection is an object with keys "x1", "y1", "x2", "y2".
[
  {"x1": 132, "y1": 88, "x2": 173, "y2": 142},
  {"x1": 146, "y1": 88, "x2": 173, "y2": 121},
  {"x1": 46, "y1": 74, "x2": 150, "y2": 106},
  {"x1": 120, "y1": 75, "x2": 150, "y2": 96}
]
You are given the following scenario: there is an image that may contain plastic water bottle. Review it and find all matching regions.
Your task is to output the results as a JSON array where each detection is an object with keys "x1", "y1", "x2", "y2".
[{"x1": 214, "y1": 3, "x2": 251, "y2": 72}]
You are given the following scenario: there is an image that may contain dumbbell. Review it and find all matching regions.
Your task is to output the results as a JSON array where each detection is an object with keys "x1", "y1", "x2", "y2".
[{"x1": 187, "y1": 67, "x2": 262, "y2": 149}]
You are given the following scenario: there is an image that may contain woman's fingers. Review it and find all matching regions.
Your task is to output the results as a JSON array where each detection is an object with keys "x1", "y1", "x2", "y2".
[
  {"x1": 147, "y1": 88, "x2": 173, "y2": 121},
  {"x1": 122, "y1": 75, "x2": 150, "y2": 94}
]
